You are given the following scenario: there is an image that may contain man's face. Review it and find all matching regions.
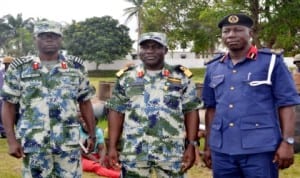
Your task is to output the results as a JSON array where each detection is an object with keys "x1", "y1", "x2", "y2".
[
  {"x1": 36, "y1": 32, "x2": 62, "y2": 54},
  {"x1": 221, "y1": 25, "x2": 252, "y2": 51},
  {"x1": 139, "y1": 40, "x2": 167, "y2": 70}
]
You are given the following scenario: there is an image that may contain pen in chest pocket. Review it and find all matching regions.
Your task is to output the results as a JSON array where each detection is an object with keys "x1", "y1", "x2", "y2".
[{"x1": 247, "y1": 72, "x2": 252, "y2": 81}]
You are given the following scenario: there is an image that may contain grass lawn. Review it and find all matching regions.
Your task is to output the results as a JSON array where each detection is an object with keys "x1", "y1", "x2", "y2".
[{"x1": 1, "y1": 137, "x2": 300, "y2": 178}]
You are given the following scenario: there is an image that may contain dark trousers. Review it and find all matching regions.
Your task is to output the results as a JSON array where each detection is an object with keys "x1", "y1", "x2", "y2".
[{"x1": 211, "y1": 151, "x2": 278, "y2": 178}]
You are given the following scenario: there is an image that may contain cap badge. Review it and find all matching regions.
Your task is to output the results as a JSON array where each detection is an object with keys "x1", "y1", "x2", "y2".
[{"x1": 228, "y1": 15, "x2": 239, "y2": 24}]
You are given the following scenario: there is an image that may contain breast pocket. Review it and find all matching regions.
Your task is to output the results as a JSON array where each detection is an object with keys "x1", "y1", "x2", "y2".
[
  {"x1": 209, "y1": 75, "x2": 224, "y2": 99},
  {"x1": 20, "y1": 80, "x2": 43, "y2": 105},
  {"x1": 126, "y1": 83, "x2": 144, "y2": 97},
  {"x1": 242, "y1": 73, "x2": 271, "y2": 98},
  {"x1": 60, "y1": 76, "x2": 79, "y2": 99}
]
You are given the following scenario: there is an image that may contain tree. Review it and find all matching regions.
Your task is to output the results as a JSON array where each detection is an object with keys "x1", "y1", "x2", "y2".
[
  {"x1": 123, "y1": 0, "x2": 145, "y2": 53},
  {"x1": 141, "y1": 0, "x2": 300, "y2": 56},
  {"x1": 142, "y1": 0, "x2": 212, "y2": 54},
  {"x1": 0, "y1": 14, "x2": 35, "y2": 57},
  {"x1": 63, "y1": 16, "x2": 133, "y2": 70}
]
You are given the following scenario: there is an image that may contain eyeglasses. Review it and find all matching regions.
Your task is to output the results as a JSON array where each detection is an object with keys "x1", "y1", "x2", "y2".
[{"x1": 38, "y1": 33, "x2": 61, "y2": 40}]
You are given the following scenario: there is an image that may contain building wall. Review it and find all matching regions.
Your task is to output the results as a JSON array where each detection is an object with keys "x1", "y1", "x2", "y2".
[{"x1": 84, "y1": 52, "x2": 296, "y2": 70}]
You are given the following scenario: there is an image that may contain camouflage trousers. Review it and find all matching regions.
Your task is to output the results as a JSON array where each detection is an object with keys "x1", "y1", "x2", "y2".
[
  {"x1": 121, "y1": 160, "x2": 187, "y2": 178},
  {"x1": 22, "y1": 149, "x2": 82, "y2": 178}
]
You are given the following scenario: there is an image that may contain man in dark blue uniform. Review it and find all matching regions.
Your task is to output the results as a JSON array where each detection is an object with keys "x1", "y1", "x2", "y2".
[{"x1": 202, "y1": 13, "x2": 300, "y2": 178}]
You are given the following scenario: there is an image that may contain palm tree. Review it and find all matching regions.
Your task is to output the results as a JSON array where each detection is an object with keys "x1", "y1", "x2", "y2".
[
  {"x1": 1, "y1": 13, "x2": 35, "y2": 57},
  {"x1": 0, "y1": 18, "x2": 15, "y2": 53},
  {"x1": 123, "y1": 0, "x2": 145, "y2": 54}
]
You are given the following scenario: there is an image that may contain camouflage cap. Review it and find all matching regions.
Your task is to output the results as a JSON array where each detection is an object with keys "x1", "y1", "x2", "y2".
[
  {"x1": 139, "y1": 32, "x2": 167, "y2": 47},
  {"x1": 34, "y1": 20, "x2": 63, "y2": 36}
]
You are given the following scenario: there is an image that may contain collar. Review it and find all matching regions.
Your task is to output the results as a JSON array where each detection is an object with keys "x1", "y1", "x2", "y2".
[
  {"x1": 220, "y1": 45, "x2": 258, "y2": 62},
  {"x1": 32, "y1": 55, "x2": 67, "y2": 70},
  {"x1": 246, "y1": 45, "x2": 258, "y2": 60},
  {"x1": 136, "y1": 64, "x2": 171, "y2": 78}
]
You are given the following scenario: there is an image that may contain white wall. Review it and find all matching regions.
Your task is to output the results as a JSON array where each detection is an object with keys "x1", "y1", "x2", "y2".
[{"x1": 84, "y1": 54, "x2": 296, "y2": 70}]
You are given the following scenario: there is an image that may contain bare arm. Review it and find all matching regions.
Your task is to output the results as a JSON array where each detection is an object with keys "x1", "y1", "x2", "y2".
[
  {"x1": 107, "y1": 109, "x2": 124, "y2": 169},
  {"x1": 181, "y1": 109, "x2": 200, "y2": 172},
  {"x1": 274, "y1": 105, "x2": 295, "y2": 169},
  {"x1": 108, "y1": 109, "x2": 124, "y2": 151},
  {"x1": 185, "y1": 110, "x2": 200, "y2": 144},
  {"x1": 79, "y1": 100, "x2": 96, "y2": 152}
]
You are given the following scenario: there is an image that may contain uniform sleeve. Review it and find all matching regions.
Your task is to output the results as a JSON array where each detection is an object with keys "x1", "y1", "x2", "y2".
[
  {"x1": 271, "y1": 55, "x2": 300, "y2": 106},
  {"x1": 202, "y1": 66, "x2": 217, "y2": 108},
  {"x1": 0, "y1": 65, "x2": 21, "y2": 104},
  {"x1": 181, "y1": 79, "x2": 202, "y2": 113},
  {"x1": 77, "y1": 66, "x2": 95, "y2": 102},
  {"x1": 105, "y1": 77, "x2": 129, "y2": 113}
]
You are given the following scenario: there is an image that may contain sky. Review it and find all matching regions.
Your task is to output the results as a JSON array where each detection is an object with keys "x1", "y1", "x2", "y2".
[{"x1": 0, "y1": 0, "x2": 137, "y2": 41}]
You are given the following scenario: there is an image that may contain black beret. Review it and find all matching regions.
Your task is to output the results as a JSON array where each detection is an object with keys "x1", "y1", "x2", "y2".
[{"x1": 218, "y1": 13, "x2": 253, "y2": 28}]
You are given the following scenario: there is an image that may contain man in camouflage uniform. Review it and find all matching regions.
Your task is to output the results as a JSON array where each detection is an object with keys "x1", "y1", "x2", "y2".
[
  {"x1": 106, "y1": 32, "x2": 201, "y2": 178},
  {"x1": 0, "y1": 21, "x2": 96, "y2": 178}
]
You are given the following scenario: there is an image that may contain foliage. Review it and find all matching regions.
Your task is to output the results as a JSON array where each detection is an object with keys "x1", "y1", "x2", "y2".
[
  {"x1": 124, "y1": 0, "x2": 146, "y2": 50},
  {"x1": 141, "y1": 0, "x2": 300, "y2": 56},
  {"x1": 0, "y1": 14, "x2": 35, "y2": 57},
  {"x1": 143, "y1": 0, "x2": 210, "y2": 53},
  {"x1": 63, "y1": 16, "x2": 133, "y2": 70}
]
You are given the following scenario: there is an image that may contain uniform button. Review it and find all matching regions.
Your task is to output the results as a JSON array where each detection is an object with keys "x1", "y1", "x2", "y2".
[
  {"x1": 230, "y1": 86, "x2": 235, "y2": 90},
  {"x1": 229, "y1": 122, "x2": 234, "y2": 127},
  {"x1": 229, "y1": 104, "x2": 234, "y2": 108},
  {"x1": 232, "y1": 70, "x2": 237, "y2": 73},
  {"x1": 255, "y1": 123, "x2": 260, "y2": 127}
]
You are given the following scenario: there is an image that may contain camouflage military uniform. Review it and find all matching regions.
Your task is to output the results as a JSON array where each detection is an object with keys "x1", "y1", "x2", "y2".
[
  {"x1": 1, "y1": 55, "x2": 94, "y2": 178},
  {"x1": 106, "y1": 63, "x2": 201, "y2": 177}
]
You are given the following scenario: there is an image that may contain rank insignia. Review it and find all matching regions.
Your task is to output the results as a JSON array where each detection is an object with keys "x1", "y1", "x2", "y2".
[
  {"x1": 61, "y1": 61, "x2": 68, "y2": 69},
  {"x1": 32, "y1": 62, "x2": 39, "y2": 70},
  {"x1": 179, "y1": 66, "x2": 193, "y2": 78}
]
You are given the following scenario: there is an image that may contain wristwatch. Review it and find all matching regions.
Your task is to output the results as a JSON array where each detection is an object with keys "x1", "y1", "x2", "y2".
[
  {"x1": 185, "y1": 140, "x2": 199, "y2": 147},
  {"x1": 88, "y1": 135, "x2": 97, "y2": 140},
  {"x1": 284, "y1": 137, "x2": 295, "y2": 145}
]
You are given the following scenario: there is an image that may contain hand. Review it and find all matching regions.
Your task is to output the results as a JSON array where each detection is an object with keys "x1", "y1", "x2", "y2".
[
  {"x1": 86, "y1": 138, "x2": 96, "y2": 153},
  {"x1": 194, "y1": 148, "x2": 201, "y2": 166},
  {"x1": 273, "y1": 141, "x2": 294, "y2": 169},
  {"x1": 202, "y1": 147, "x2": 212, "y2": 169},
  {"x1": 108, "y1": 148, "x2": 121, "y2": 170},
  {"x1": 181, "y1": 145, "x2": 195, "y2": 172},
  {"x1": 8, "y1": 139, "x2": 24, "y2": 159}
]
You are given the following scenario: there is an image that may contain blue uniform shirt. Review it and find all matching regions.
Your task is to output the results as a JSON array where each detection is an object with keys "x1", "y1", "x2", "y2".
[{"x1": 202, "y1": 47, "x2": 300, "y2": 155}]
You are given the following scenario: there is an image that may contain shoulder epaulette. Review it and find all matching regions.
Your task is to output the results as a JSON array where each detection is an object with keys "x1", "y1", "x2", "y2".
[
  {"x1": 116, "y1": 64, "x2": 134, "y2": 78},
  {"x1": 176, "y1": 65, "x2": 193, "y2": 78},
  {"x1": 258, "y1": 48, "x2": 283, "y2": 56},
  {"x1": 67, "y1": 55, "x2": 84, "y2": 65},
  {"x1": 10, "y1": 56, "x2": 33, "y2": 69},
  {"x1": 205, "y1": 53, "x2": 225, "y2": 65}
]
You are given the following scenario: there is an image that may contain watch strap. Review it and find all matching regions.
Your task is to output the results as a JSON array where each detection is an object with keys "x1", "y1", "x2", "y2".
[{"x1": 185, "y1": 140, "x2": 199, "y2": 147}]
